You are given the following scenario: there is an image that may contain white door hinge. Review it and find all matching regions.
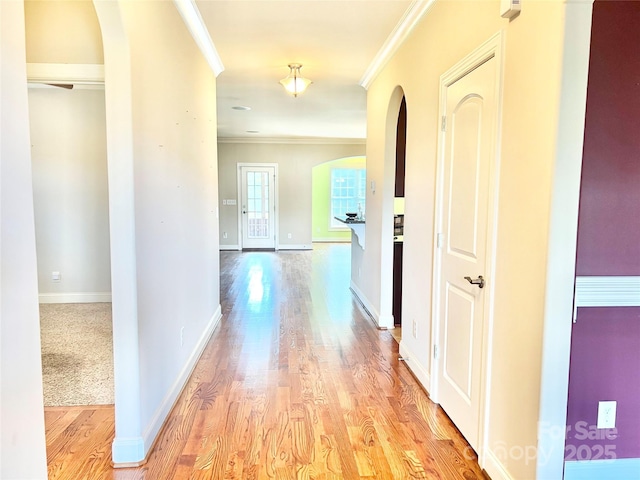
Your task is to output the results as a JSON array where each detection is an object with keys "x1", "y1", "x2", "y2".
[
  {"x1": 441, "y1": 116, "x2": 447, "y2": 132},
  {"x1": 433, "y1": 344, "x2": 439, "y2": 360},
  {"x1": 436, "y1": 233, "x2": 443, "y2": 249}
]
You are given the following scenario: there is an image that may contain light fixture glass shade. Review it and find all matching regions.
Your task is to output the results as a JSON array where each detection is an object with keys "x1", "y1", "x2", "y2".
[{"x1": 279, "y1": 64, "x2": 312, "y2": 97}]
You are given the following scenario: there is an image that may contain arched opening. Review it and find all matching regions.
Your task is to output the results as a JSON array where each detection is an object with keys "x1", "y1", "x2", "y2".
[
  {"x1": 24, "y1": 0, "x2": 115, "y2": 414},
  {"x1": 311, "y1": 156, "x2": 366, "y2": 243},
  {"x1": 378, "y1": 86, "x2": 406, "y2": 330},
  {"x1": 21, "y1": 0, "x2": 144, "y2": 467},
  {"x1": 392, "y1": 96, "x2": 406, "y2": 333}
]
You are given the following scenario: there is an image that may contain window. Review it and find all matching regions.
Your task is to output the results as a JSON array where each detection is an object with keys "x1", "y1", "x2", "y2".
[{"x1": 330, "y1": 168, "x2": 366, "y2": 228}]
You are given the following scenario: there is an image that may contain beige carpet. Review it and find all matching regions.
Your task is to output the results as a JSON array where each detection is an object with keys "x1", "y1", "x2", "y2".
[{"x1": 39, "y1": 303, "x2": 114, "y2": 406}]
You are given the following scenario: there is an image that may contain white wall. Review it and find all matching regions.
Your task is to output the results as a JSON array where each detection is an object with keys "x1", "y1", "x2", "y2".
[
  {"x1": 357, "y1": 1, "x2": 592, "y2": 478},
  {"x1": 218, "y1": 141, "x2": 365, "y2": 249},
  {"x1": 29, "y1": 87, "x2": 111, "y2": 302},
  {"x1": 105, "y1": 0, "x2": 222, "y2": 461},
  {"x1": 25, "y1": 0, "x2": 103, "y2": 64},
  {"x1": 0, "y1": 0, "x2": 49, "y2": 478}
]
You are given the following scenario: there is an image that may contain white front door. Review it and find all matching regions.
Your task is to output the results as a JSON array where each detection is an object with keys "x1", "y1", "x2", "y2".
[
  {"x1": 239, "y1": 165, "x2": 276, "y2": 249},
  {"x1": 435, "y1": 55, "x2": 498, "y2": 451}
]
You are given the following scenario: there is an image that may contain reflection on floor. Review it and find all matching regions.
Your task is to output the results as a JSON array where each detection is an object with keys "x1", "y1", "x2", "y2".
[
  {"x1": 390, "y1": 325, "x2": 402, "y2": 344},
  {"x1": 44, "y1": 243, "x2": 485, "y2": 479}
]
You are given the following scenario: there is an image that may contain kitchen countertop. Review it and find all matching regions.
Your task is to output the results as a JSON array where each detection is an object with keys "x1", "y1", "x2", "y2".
[
  {"x1": 335, "y1": 217, "x2": 365, "y2": 249},
  {"x1": 334, "y1": 217, "x2": 365, "y2": 224}
]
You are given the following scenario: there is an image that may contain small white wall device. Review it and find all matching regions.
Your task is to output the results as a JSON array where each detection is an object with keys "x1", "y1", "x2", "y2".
[{"x1": 501, "y1": 0, "x2": 521, "y2": 19}]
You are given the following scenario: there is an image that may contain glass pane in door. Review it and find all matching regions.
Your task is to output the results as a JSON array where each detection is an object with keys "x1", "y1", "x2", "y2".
[{"x1": 247, "y1": 171, "x2": 270, "y2": 239}]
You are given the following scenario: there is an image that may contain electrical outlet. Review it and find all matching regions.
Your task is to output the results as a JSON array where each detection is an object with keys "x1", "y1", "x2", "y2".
[
  {"x1": 597, "y1": 401, "x2": 616, "y2": 429},
  {"x1": 223, "y1": 232, "x2": 228, "y2": 239},
  {"x1": 412, "y1": 319, "x2": 417, "y2": 338},
  {"x1": 180, "y1": 327, "x2": 185, "y2": 347},
  {"x1": 52, "y1": 271, "x2": 61, "y2": 282},
  {"x1": 288, "y1": 233, "x2": 292, "y2": 239}
]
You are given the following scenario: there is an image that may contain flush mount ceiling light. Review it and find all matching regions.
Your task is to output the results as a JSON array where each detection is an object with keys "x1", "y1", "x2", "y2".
[{"x1": 279, "y1": 63, "x2": 312, "y2": 97}]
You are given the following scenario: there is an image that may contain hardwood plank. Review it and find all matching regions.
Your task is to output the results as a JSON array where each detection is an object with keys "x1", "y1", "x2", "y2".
[
  {"x1": 43, "y1": 408, "x2": 85, "y2": 447},
  {"x1": 44, "y1": 244, "x2": 488, "y2": 479},
  {"x1": 46, "y1": 407, "x2": 115, "y2": 480}
]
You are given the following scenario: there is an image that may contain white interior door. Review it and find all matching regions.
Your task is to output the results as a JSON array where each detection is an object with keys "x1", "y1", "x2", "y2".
[
  {"x1": 436, "y1": 56, "x2": 497, "y2": 451},
  {"x1": 240, "y1": 165, "x2": 276, "y2": 249}
]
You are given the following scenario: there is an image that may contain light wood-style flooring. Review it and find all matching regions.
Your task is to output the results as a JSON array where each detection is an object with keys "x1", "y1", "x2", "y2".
[{"x1": 44, "y1": 244, "x2": 487, "y2": 479}]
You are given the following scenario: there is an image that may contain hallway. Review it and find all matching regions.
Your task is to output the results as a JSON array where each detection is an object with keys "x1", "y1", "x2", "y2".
[{"x1": 45, "y1": 244, "x2": 486, "y2": 479}]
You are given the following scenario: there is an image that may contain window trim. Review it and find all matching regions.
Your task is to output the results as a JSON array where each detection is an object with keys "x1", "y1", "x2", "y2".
[{"x1": 329, "y1": 167, "x2": 366, "y2": 229}]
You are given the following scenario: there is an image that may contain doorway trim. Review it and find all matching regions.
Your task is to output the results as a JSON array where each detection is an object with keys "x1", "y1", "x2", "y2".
[
  {"x1": 430, "y1": 31, "x2": 505, "y2": 467},
  {"x1": 236, "y1": 162, "x2": 279, "y2": 251},
  {"x1": 26, "y1": 70, "x2": 110, "y2": 305}
]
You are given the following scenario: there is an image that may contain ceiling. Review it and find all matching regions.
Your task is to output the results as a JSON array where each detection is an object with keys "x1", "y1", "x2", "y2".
[{"x1": 195, "y1": 0, "x2": 413, "y2": 141}]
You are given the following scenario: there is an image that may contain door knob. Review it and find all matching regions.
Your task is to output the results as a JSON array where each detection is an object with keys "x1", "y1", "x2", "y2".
[{"x1": 464, "y1": 275, "x2": 485, "y2": 288}]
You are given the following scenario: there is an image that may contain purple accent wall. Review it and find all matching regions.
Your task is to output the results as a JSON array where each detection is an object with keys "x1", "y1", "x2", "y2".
[
  {"x1": 566, "y1": 0, "x2": 640, "y2": 462},
  {"x1": 566, "y1": 308, "x2": 640, "y2": 459},
  {"x1": 574, "y1": 0, "x2": 640, "y2": 275}
]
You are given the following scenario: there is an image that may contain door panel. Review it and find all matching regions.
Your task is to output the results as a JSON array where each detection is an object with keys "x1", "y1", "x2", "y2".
[
  {"x1": 443, "y1": 282, "x2": 475, "y2": 402},
  {"x1": 436, "y1": 57, "x2": 497, "y2": 451},
  {"x1": 449, "y1": 97, "x2": 483, "y2": 259},
  {"x1": 240, "y1": 166, "x2": 276, "y2": 249}
]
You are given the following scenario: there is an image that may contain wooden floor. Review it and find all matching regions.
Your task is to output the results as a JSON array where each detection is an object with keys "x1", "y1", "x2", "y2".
[{"x1": 45, "y1": 244, "x2": 487, "y2": 479}]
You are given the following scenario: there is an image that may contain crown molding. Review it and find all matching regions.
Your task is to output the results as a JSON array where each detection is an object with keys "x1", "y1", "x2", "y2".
[
  {"x1": 360, "y1": 0, "x2": 436, "y2": 90},
  {"x1": 218, "y1": 136, "x2": 366, "y2": 145},
  {"x1": 174, "y1": 0, "x2": 224, "y2": 77},
  {"x1": 27, "y1": 63, "x2": 105, "y2": 84}
]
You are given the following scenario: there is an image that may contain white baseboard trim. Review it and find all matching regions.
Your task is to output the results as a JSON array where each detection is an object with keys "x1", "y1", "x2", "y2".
[
  {"x1": 349, "y1": 280, "x2": 381, "y2": 326},
  {"x1": 112, "y1": 436, "x2": 145, "y2": 466},
  {"x1": 220, "y1": 244, "x2": 314, "y2": 251},
  {"x1": 378, "y1": 313, "x2": 394, "y2": 329},
  {"x1": 348, "y1": 280, "x2": 396, "y2": 329},
  {"x1": 39, "y1": 292, "x2": 112, "y2": 303},
  {"x1": 483, "y1": 448, "x2": 513, "y2": 480},
  {"x1": 129, "y1": 305, "x2": 222, "y2": 466},
  {"x1": 312, "y1": 237, "x2": 350, "y2": 243},
  {"x1": 564, "y1": 458, "x2": 640, "y2": 480},
  {"x1": 278, "y1": 244, "x2": 312, "y2": 250},
  {"x1": 399, "y1": 342, "x2": 431, "y2": 393},
  {"x1": 399, "y1": 343, "x2": 515, "y2": 480}
]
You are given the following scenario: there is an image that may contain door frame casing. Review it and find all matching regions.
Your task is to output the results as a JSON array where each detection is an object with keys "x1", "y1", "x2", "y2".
[
  {"x1": 236, "y1": 163, "x2": 279, "y2": 251},
  {"x1": 429, "y1": 31, "x2": 505, "y2": 466}
]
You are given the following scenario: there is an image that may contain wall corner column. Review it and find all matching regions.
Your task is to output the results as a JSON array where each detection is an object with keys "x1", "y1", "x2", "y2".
[
  {"x1": 93, "y1": 0, "x2": 144, "y2": 464},
  {"x1": 536, "y1": 1, "x2": 594, "y2": 478}
]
